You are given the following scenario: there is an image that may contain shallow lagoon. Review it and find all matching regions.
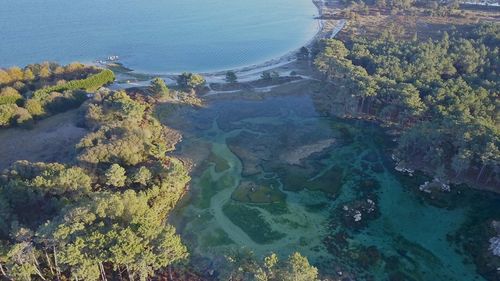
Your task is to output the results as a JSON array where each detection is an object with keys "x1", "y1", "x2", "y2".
[
  {"x1": 165, "y1": 93, "x2": 500, "y2": 280},
  {"x1": 0, "y1": 0, "x2": 317, "y2": 72}
]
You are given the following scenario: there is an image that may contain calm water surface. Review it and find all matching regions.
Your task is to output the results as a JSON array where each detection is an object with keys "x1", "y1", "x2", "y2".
[
  {"x1": 162, "y1": 93, "x2": 500, "y2": 280},
  {"x1": 0, "y1": 0, "x2": 317, "y2": 72}
]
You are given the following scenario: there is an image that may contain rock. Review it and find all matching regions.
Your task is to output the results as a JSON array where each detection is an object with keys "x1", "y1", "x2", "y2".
[
  {"x1": 419, "y1": 178, "x2": 451, "y2": 193},
  {"x1": 491, "y1": 220, "x2": 500, "y2": 233},
  {"x1": 489, "y1": 236, "x2": 500, "y2": 256},
  {"x1": 339, "y1": 196, "x2": 380, "y2": 230},
  {"x1": 395, "y1": 163, "x2": 414, "y2": 176},
  {"x1": 353, "y1": 211, "x2": 362, "y2": 222},
  {"x1": 419, "y1": 181, "x2": 432, "y2": 193}
]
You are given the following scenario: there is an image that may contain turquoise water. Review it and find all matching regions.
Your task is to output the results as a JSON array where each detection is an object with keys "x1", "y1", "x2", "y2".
[
  {"x1": 0, "y1": 0, "x2": 317, "y2": 73},
  {"x1": 163, "y1": 94, "x2": 500, "y2": 280}
]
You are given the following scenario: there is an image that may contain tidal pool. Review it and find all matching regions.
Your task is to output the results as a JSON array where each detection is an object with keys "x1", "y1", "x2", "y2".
[{"x1": 164, "y1": 93, "x2": 500, "y2": 280}]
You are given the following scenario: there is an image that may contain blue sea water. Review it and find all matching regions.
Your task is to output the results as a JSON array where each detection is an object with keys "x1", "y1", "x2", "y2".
[{"x1": 0, "y1": 0, "x2": 318, "y2": 73}]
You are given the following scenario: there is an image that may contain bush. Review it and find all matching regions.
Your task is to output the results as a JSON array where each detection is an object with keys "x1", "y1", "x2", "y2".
[
  {"x1": 0, "y1": 70, "x2": 10, "y2": 85},
  {"x1": 33, "y1": 69, "x2": 115, "y2": 101},
  {"x1": 25, "y1": 99, "x2": 45, "y2": 117},
  {"x1": 0, "y1": 87, "x2": 22, "y2": 105},
  {"x1": 0, "y1": 104, "x2": 18, "y2": 126},
  {"x1": 14, "y1": 107, "x2": 33, "y2": 128},
  {"x1": 44, "y1": 90, "x2": 87, "y2": 114},
  {"x1": 225, "y1": 71, "x2": 238, "y2": 83},
  {"x1": 261, "y1": 71, "x2": 280, "y2": 81},
  {"x1": 177, "y1": 72, "x2": 206, "y2": 89},
  {"x1": 150, "y1": 78, "x2": 170, "y2": 99},
  {"x1": 105, "y1": 164, "x2": 127, "y2": 187}
]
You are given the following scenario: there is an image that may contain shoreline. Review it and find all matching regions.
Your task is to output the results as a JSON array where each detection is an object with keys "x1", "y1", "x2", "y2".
[{"x1": 106, "y1": 0, "x2": 344, "y2": 86}]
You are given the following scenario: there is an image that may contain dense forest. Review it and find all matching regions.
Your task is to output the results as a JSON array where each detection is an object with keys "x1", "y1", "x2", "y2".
[
  {"x1": 313, "y1": 22, "x2": 499, "y2": 191},
  {"x1": 0, "y1": 83, "x2": 191, "y2": 279},
  {"x1": 0, "y1": 62, "x2": 114, "y2": 128}
]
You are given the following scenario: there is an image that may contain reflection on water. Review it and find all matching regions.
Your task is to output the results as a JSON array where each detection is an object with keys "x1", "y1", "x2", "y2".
[{"x1": 165, "y1": 94, "x2": 500, "y2": 280}]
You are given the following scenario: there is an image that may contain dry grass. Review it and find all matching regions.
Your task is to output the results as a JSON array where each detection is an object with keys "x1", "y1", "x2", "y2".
[
  {"x1": 0, "y1": 109, "x2": 87, "y2": 170},
  {"x1": 331, "y1": 5, "x2": 499, "y2": 41}
]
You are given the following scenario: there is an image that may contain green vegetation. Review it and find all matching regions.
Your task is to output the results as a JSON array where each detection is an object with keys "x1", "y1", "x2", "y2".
[
  {"x1": 0, "y1": 88, "x2": 190, "y2": 280},
  {"x1": 32, "y1": 69, "x2": 114, "y2": 99},
  {"x1": 207, "y1": 151, "x2": 231, "y2": 173},
  {"x1": 223, "y1": 252, "x2": 319, "y2": 281},
  {"x1": 176, "y1": 72, "x2": 206, "y2": 90},
  {"x1": 314, "y1": 23, "x2": 499, "y2": 190},
  {"x1": 231, "y1": 178, "x2": 286, "y2": 204},
  {"x1": 0, "y1": 62, "x2": 114, "y2": 128},
  {"x1": 195, "y1": 171, "x2": 233, "y2": 209},
  {"x1": 297, "y1": 46, "x2": 310, "y2": 61},
  {"x1": 200, "y1": 228, "x2": 234, "y2": 247},
  {"x1": 150, "y1": 77, "x2": 171, "y2": 99},
  {"x1": 261, "y1": 71, "x2": 280, "y2": 81},
  {"x1": 274, "y1": 163, "x2": 344, "y2": 196},
  {"x1": 226, "y1": 71, "x2": 238, "y2": 83},
  {"x1": 222, "y1": 203, "x2": 286, "y2": 244}
]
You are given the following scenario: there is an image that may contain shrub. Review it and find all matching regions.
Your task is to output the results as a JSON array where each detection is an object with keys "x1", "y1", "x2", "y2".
[
  {"x1": 150, "y1": 77, "x2": 170, "y2": 99},
  {"x1": 0, "y1": 104, "x2": 18, "y2": 126},
  {"x1": 14, "y1": 107, "x2": 33, "y2": 128},
  {"x1": 132, "y1": 166, "x2": 152, "y2": 186},
  {"x1": 25, "y1": 99, "x2": 45, "y2": 117},
  {"x1": 225, "y1": 71, "x2": 238, "y2": 83},
  {"x1": 33, "y1": 69, "x2": 115, "y2": 101},
  {"x1": 0, "y1": 70, "x2": 11, "y2": 85},
  {"x1": 0, "y1": 87, "x2": 22, "y2": 105},
  {"x1": 177, "y1": 72, "x2": 206, "y2": 89},
  {"x1": 105, "y1": 164, "x2": 127, "y2": 187}
]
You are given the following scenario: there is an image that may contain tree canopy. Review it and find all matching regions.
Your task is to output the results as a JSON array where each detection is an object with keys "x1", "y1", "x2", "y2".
[
  {"x1": 0, "y1": 63, "x2": 114, "y2": 128},
  {"x1": 314, "y1": 23, "x2": 499, "y2": 189},
  {"x1": 0, "y1": 88, "x2": 190, "y2": 280}
]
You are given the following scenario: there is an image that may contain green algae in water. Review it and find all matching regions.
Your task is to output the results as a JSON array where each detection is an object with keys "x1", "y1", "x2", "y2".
[
  {"x1": 207, "y1": 151, "x2": 231, "y2": 173},
  {"x1": 195, "y1": 168, "x2": 234, "y2": 209},
  {"x1": 222, "y1": 202, "x2": 286, "y2": 244},
  {"x1": 166, "y1": 95, "x2": 500, "y2": 281},
  {"x1": 231, "y1": 176, "x2": 285, "y2": 203},
  {"x1": 201, "y1": 227, "x2": 235, "y2": 247},
  {"x1": 255, "y1": 201, "x2": 290, "y2": 215}
]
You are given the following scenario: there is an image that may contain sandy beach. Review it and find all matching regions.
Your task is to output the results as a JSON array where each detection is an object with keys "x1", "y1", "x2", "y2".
[{"x1": 107, "y1": 0, "x2": 345, "y2": 87}]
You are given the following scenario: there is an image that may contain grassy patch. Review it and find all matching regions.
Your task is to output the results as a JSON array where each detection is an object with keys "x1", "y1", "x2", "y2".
[{"x1": 222, "y1": 203, "x2": 285, "y2": 244}]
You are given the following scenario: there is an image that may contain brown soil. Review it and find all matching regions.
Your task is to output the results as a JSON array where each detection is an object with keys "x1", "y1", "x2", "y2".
[{"x1": 0, "y1": 109, "x2": 87, "y2": 170}]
